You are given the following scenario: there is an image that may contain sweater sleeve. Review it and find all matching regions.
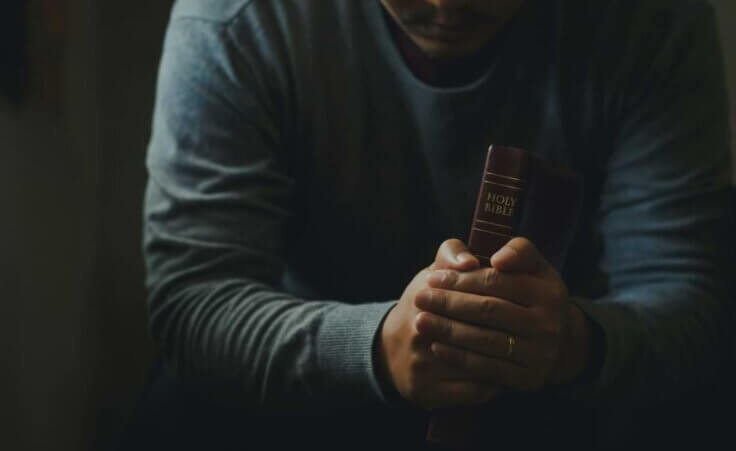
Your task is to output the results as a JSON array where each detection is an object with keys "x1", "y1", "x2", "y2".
[
  {"x1": 143, "y1": 16, "x2": 396, "y2": 412},
  {"x1": 558, "y1": 2, "x2": 733, "y2": 405}
]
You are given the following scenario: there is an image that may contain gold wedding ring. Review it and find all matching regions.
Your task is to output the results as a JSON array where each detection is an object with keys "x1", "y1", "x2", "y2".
[{"x1": 507, "y1": 335, "x2": 516, "y2": 358}]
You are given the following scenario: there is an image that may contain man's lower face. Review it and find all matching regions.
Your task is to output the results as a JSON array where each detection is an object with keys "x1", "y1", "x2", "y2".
[{"x1": 380, "y1": 0, "x2": 527, "y2": 60}]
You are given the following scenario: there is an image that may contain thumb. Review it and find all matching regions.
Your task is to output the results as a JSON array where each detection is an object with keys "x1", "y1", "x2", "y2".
[
  {"x1": 490, "y1": 237, "x2": 547, "y2": 274},
  {"x1": 431, "y1": 239, "x2": 480, "y2": 271}
]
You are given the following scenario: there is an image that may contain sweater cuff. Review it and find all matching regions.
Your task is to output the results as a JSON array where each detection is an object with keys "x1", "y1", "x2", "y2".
[
  {"x1": 550, "y1": 296, "x2": 645, "y2": 403},
  {"x1": 317, "y1": 301, "x2": 399, "y2": 404}
]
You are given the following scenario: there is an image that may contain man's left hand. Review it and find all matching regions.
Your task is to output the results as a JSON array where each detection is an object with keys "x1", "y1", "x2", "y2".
[{"x1": 415, "y1": 238, "x2": 592, "y2": 391}]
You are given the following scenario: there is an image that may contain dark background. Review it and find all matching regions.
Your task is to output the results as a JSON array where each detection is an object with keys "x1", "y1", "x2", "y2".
[{"x1": 0, "y1": 1, "x2": 734, "y2": 450}]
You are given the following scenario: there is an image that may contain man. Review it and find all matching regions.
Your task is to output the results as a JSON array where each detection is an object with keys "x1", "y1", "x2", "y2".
[{"x1": 133, "y1": 0, "x2": 733, "y2": 449}]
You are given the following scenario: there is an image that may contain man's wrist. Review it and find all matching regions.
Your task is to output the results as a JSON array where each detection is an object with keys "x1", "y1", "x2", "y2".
[
  {"x1": 570, "y1": 306, "x2": 606, "y2": 386},
  {"x1": 551, "y1": 304, "x2": 592, "y2": 385},
  {"x1": 371, "y1": 304, "x2": 403, "y2": 404},
  {"x1": 568, "y1": 304, "x2": 593, "y2": 382},
  {"x1": 551, "y1": 303, "x2": 607, "y2": 388}
]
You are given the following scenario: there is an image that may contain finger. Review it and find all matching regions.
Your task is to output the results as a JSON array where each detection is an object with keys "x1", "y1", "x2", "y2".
[
  {"x1": 415, "y1": 312, "x2": 534, "y2": 365},
  {"x1": 427, "y1": 268, "x2": 544, "y2": 307},
  {"x1": 490, "y1": 237, "x2": 550, "y2": 275},
  {"x1": 431, "y1": 342, "x2": 542, "y2": 392},
  {"x1": 414, "y1": 288, "x2": 538, "y2": 337},
  {"x1": 432, "y1": 239, "x2": 480, "y2": 271}
]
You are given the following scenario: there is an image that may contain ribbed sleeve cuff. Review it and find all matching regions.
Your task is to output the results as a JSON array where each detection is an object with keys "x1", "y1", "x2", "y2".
[{"x1": 316, "y1": 301, "x2": 398, "y2": 404}]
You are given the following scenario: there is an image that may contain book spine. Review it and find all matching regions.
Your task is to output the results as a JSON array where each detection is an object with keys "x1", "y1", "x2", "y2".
[
  {"x1": 426, "y1": 145, "x2": 529, "y2": 448},
  {"x1": 467, "y1": 145, "x2": 529, "y2": 266}
]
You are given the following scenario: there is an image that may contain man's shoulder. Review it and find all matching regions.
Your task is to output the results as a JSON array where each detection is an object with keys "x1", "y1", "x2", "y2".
[
  {"x1": 562, "y1": 0, "x2": 714, "y2": 35},
  {"x1": 559, "y1": 0, "x2": 718, "y2": 80},
  {"x1": 170, "y1": 0, "x2": 257, "y2": 23},
  {"x1": 564, "y1": 0, "x2": 713, "y2": 16},
  {"x1": 612, "y1": 0, "x2": 713, "y2": 27},
  {"x1": 608, "y1": 0, "x2": 714, "y2": 39}
]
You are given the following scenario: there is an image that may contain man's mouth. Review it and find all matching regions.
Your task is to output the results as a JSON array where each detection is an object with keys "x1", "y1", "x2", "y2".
[{"x1": 409, "y1": 21, "x2": 478, "y2": 42}]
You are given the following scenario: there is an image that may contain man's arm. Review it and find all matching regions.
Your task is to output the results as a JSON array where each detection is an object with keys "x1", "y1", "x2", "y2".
[
  {"x1": 143, "y1": 15, "x2": 397, "y2": 411},
  {"x1": 411, "y1": 2, "x2": 733, "y2": 406},
  {"x1": 565, "y1": 1, "x2": 733, "y2": 404}
]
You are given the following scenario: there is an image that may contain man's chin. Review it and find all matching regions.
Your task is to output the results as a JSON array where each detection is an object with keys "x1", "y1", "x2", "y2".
[{"x1": 409, "y1": 35, "x2": 490, "y2": 61}]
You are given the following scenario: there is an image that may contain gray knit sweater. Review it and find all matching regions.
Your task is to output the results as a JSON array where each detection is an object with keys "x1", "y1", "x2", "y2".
[{"x1": 143, "y1": 0, "x2": 732, "y2": 427}]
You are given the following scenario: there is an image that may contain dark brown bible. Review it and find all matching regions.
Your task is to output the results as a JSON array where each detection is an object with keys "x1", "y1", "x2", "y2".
[
  {"x1": 425, "y1": 144, "x2": 583, "y2": 450},
  {"x1": 466, "y1": 145, "x2": 529, "y2": 268}
]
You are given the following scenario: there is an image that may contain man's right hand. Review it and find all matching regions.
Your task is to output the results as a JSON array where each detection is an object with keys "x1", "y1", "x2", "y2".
[{"x1": 375, "y1": 240, "x2": 500, "y2": 410}]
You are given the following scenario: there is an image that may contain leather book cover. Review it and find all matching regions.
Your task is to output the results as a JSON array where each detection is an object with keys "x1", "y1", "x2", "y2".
[
  {"x1": 467, "y1": 145, "x2": 530, "y2": 267},
  {"x1": 425, "y1": 145, "x2": 583, "y2": 449}
]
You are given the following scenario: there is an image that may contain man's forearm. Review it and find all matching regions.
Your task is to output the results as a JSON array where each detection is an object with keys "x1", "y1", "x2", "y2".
[
  {"x1": 150, "y1": 275, "x2": 397, "y2": 411},
  {"x1": 555, "y1": 288, "x2": 727, "y2": 406}
]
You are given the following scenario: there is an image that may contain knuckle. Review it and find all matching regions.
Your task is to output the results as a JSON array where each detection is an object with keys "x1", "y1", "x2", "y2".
[
  {"x1": 433, "y1": 290, "x2": 449, "y2": 312},
  {"x1": 419, "y1": 287, "x2": 435, "y2": 298},
  {"x1": 482, "y1": 268, "x2": 500, "y2": 287},
  {"x1": 414, "y1": 288, "x2": 436, "y2": 309},
  {"x1": 415, "y1": 287, "x2": 431, "y2": 304},
  {"x1": 478, "y1": 297, "x2": 497, "y2": 321},
  {"x1": 439, "y1": 269, "x2": 459, "y2": 285}
]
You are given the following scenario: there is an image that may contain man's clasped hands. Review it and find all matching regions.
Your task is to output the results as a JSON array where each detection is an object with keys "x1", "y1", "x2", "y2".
[{"x1": 376, "y1": 237, "x2": 593, "y2": 410}]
